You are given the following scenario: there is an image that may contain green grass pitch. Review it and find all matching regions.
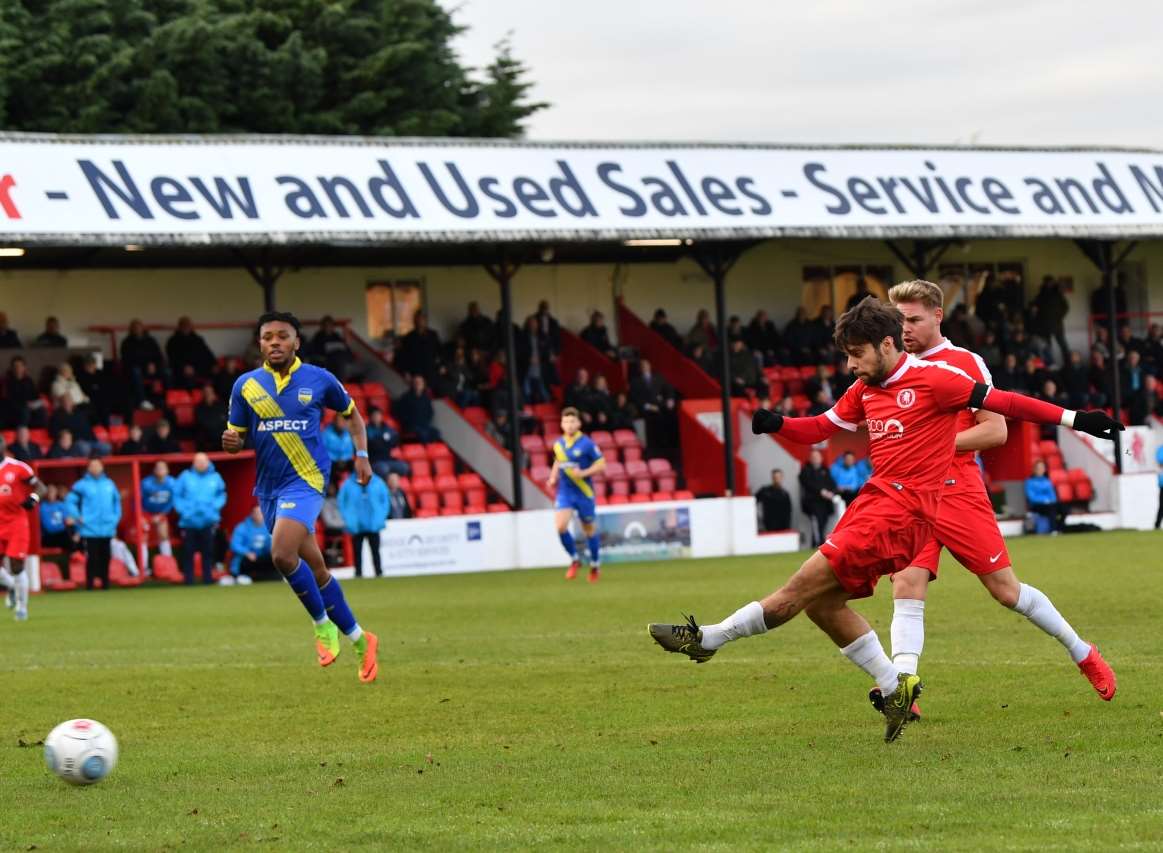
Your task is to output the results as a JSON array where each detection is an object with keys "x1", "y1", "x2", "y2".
[{"x1": 2, "y1": 530, "x2": 1161, "y2": 851}]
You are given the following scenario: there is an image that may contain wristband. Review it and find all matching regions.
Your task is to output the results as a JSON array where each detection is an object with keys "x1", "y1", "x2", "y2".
[{"x1": 355, "y1": 450, "x2": 369, "y2": 459}]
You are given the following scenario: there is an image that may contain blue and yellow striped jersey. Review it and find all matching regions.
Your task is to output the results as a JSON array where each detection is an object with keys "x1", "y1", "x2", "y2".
[
  {"x1": 227, "y1": 357, "x2": 354, "y2": 497},
  {"x1": 552, "y1": 433, "x2": 603, "y2": 500}
]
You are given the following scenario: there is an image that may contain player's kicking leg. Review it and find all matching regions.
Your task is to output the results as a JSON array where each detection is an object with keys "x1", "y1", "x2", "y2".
[
  {"x1": 980, "y1": 567, "x2": 1115, "y2": 700},
  {"x1": 555, "y1": 508, "x2": 581, "y2": 580},
  {"x1": 271, "y1": 515, "x2": 377, "y2": 682}
]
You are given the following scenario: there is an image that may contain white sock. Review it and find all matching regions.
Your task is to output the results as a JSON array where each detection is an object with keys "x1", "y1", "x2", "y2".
[
  {"x1": 0, "y1": 566, "x2": 13, "y2": 588},
  {"x1": 313, "y1": 616, "x2": 328, "y2": 627},
  {"x1": 1013, "y1": 583, "x2": 1091, "y2": 664},
  {"x1": 890, "y1": 598, "x2": 925, "y2": 674},
  {"x1": 159, "y1": 540, "x2": 173, "y2": 557},
  {"x1": 841, "y1": 630, "x2": 900, "y2": 694},
  {"x1": 699, "y1": 601, "x2": 767, "y2": 650},
  {"x1": 347, "y1": 625, "x2": 364, "y2": 643},
  {"x1": 15, "y1": 571, "x2": 29, "y2": 612}
]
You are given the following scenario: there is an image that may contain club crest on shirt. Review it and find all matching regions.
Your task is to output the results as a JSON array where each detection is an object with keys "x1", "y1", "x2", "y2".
[
  {"x1": 896, "y1": 388, "x2": 916, "y2": 409},
  {"x1": 297, "y1": 387, "x2": 313, "y2": 405}
]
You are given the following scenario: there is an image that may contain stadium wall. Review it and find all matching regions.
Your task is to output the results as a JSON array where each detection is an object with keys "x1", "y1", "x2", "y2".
[{"x1": 1, "y1": 238, "x2": 1160, "y2": 355}]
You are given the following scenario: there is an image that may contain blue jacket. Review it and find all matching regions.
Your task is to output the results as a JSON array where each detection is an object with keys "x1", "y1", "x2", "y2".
[
  {"x1": 1157, "y1": 445, "x2": 1163, "y2": 488},
  {"x1": 141, "y1": 474, "x2": 177, "y2": 515},
  {"x1": 337, "y1": 475, "x2": 390, "y2": 534},
  {"x1": 229, "y1": 516, "x2": 272, "y2": 574},
  {"x1": 39, "y1": 500, "x2": 69, "y2": 534},
  {"x1": 1025, "y1": 475, "x2": 1057, "y2": 507},
  {"x1": 829, "y1": 459, "x2": 865, "y2": 493},
  {"x1": 66, "y1": 474, "x2": 122, "y2": 538},
  {"x1": 323, "y1": 426, "x2": 354, "y2": 464},
  {"x1": 173, "y1": 464, "x2": 227, "y2": 529}
]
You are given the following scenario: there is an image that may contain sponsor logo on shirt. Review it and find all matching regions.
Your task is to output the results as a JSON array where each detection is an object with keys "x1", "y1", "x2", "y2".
[
  {"x1": 297, "y1": 387, "x2": 313, "y2": 405},
  {"x1": 896, "y1": 388, "x2": 916, "y2": 408},
  {"x1": 280, "y1": 501, "x2": 297, "y2": 509},
  {"x1": 256, "y1": 418, "x2": 310, "y2": 432},
  {"x1": 866, "y1": 417, "x2": 905, "y2": 441}
]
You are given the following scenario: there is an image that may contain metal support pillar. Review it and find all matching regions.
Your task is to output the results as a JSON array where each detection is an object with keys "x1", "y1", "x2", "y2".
[
  {"x1": 884, "y1": 239, "x2": 955, "y2": 280},
  {"x1": 691, "y1": 241, "x2": 752, "y2": 496},
  {"x1": 235, "y1": 248, "x2": 284, "y2": 311},
  {"x1": 1074, "y1": 239, "x2": 1137, "y2": 473},
  {"x1": 484, "y1": 252, "x2": 524, "y2": 509}
]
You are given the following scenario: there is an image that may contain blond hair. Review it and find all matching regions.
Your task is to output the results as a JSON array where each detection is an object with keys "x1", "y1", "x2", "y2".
[{"x1": 888, "y1": 279, "x2": 944, "y2": 310}]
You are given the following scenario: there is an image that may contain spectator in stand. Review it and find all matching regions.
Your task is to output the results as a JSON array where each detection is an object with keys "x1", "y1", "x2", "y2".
[
  {"x1": 39, "y1": 484, "x2": 74, "y2": 550},
  {"x1": 395, "y1": 374, "x2": 440, "y2": 443},
  {"x1": 49, "y1": 396, "x2": 109, "y2": 457},
  {"x1": 783, "y1": 307, "x2": 815, "y2": 366},
  {"x1": 396, "y1": 310, "x2": 442, "y2": 382},
  {"x1": 51, "y1": 362, "x2": 89, "y2": 408},
  {"x1": 728, "y1": 337, "x2": 765, "y2": 398},
  {"x1": 1035, "y1": 380, "x2": 1068, "y2": 432},
  {"x1": 689, "y1": 342, "x2": 717, "y2": 377},
  {"x1": 726, "y1": 314, "x2": 745, "y2": 344},
  {"x1": 1144, "y1": 323, "x2": 1163, "y2": 373},
  {"x1": 230, "y1": 506, "x2": 274, "y2": 580},
  {"x1": 120, "y1": 319, "x2": 167, "y2": 409},
  {"x1": 978, "y1": 330, "x2": 1003, "y2": 372},
  {"x1": 485, "y1": 350, "x2": 523, "y2": 415},
  {"x1": 33, "y1": 316, "x2": 68, "y2": 348},
  {"x1": 117, "y1": 424, "x2": 147, "y2": 455},
  {"x1": 141, "y1": 460, "x2": 176, "y2": 558},
  {"x1": 805, "y1": 364, "x2": 835, "y2": 406},
  {"x1": 10, "y1": 426, "x2": 42, "y2": 463},
  {"x1": 587, "y1": 375, "x2": 614, "y2": 428},
  {"x1": 608, "y1": 391, "x2": 638, "y2": 432},
  {"x1": 1058, "y1": 351, "x2": 1092, "y2": 410},
  {"x1": 1120, "y1": 349, "x2": 1147, "y2": 396},
  {"x1": 832, "y1": 361, "x2": 856, "y2": 397},
  {"x1": 845, "y1": 278, "x2": 873, "y2": 312},
  {"x1": 1092, "y1": 325, "x2": 1113, "y2": 361},
  {"x1": 338, "y1": 470, "x2": 390, "y2": 578},
  {"x1": 580, "y1": 311, "x2": 618, "y2": 360},
  {"x1": 324, "y1": 414, "x2": 356, "y2": 475},
  {"x1": 517, "y1": 316, "x2": 552, "y2": 404},
  {"x1": 685, "y1": 309, "x2": 718, "y2": 354},
  {"x1": 48, "y1": 429, "x2": 85, "y2": 459},
  {"x1": 0, "y1": 312, "x2": 22, "y2": 348},
  {"x1": 1018, "y1": 355, "x2": 1047, "y2": 395},
  {"x1": 306, "y1": 315, "x2": 355, "y2": 380},
  {"x1": 365, "y1": 407, "x2": 408, "y2": 479},
  {"x1": 3, "y1": 356, "x2": 45, "y2": 428},
  {"x1": 650, "y1": 309, "x2": 683, "y2": 351},
  {"x1": 942, "y1": 304, "x2": 973, "y2": 351},
  {"x1": 629, "y1": 359, "x2": 677, "y2": 450},
  {"x1": 166, "y1": 316, "x2": 216, "y2": 379},
  {"x1": 213, "y1": 356, "x2": 244, "y2": 403},
  {"x1": 1006, "y1": 327, "x2": 1032, "y2": 363},
  {"x1": 809, "y1": 305, "x2": 836, "y2": 360},
  {"x1": 173, "y1": 453, "x2": 226, "y2": 585},
  {"x1": 745, "y1": 309, "x2": 782, "y2": 366},
  {"x1": 754, "y1": 468, "x2": 792, "y2": 532},
  {"x1": 447, "y1": 347, "x2": 482, "y2": 408},
  {"x1": 806, "y1": 389, "x2": 831, "y2": 416},
  {"x1": 532, "y1": 300, "x2": 562, "y2": 354},
  {"x1": 992, "y1": 353, "x2": 1022, "y2": 391},
  {"x1": 972, "y1": 273, "x2": 1003, "y2": 332},
  {"x1": 1129, "y1": 374, "x2": 1158, "y2": 426},
  {"x1": 1117, "y1": 323, "x2": 1146, "y2": 361},
  {"x1": 386, "y1": 471, "x2": 412, "y2": 521},
  {"x1": 799, "y1": 449, "x2": 838, "y2": 548},
  {"x1": 829, "y1": 451, "x2": 864, "y2": 505},
  {"x1": 1031, "y1": 276, "x2": 1070, "y2": 365},
  {"x1": 486, "y1": 408, "x2": 517, "y2": 456},
  {"x1": 77, "y1": 355, "x2": 112, "y2": 425},
  {"x1": 999, "y1": 274, "x2": 1026, "y2": 325},
  {"x1": 775, "y1": 395, "x2": 796, "y2": 417},
  {"x1": 563, "y1": 368, "x2": 594, "y2": 417},
  {"x1": 147, "y1": 419, "x2": 181, "y2": 455},
  {"x1": 1025, "y1": 459, "x2": 1060, "y2": 534},
  {"x1": 1088, "y1": 350, "x2": 1114, "y2": 406},
  {"x1": 66, "y1": 458, "x2": 122, "y2": 590},
  {"x1": 194, "y1": 385, "x2": 227, "y2": 451},
  {"x1": 458, "y1": 301, "x2": 495, "y2": 353},
  {"x1": 1090, "y1": 276, "x2": 1127, "y2": 320}
]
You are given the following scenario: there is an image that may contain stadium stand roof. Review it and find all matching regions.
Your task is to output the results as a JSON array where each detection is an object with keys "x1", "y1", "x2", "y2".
[{"x1": 1, "y1": 134, "x2": 1162, "y2": 258}]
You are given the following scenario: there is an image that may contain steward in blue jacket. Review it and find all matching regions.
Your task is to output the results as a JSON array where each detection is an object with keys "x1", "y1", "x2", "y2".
[{"x1": 66, "y1": 461, "x2": 122, "y2": 538}]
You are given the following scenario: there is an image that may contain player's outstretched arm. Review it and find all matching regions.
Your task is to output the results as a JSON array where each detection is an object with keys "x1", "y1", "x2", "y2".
[
  {"x1": 751, "y1": 409, "x2": 841, "y2": 443},
  {"x1": 972, "y1": 384, "x2": 1124, "y2": 441},
  {"x1": 348, "y1": 407, "x2": 373, "y2": 485}
]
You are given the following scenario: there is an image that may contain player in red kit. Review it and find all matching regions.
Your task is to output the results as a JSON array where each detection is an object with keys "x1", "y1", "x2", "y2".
[
  {"x1": 861, "y1": 280, "x2": 1116, "y2": 722},
  {"x1": 0, "y1": 435, "x2": 45, "y2": 621},
  {"x1": 648, "y1": 298, "x2": 1122, "y2": 743}
]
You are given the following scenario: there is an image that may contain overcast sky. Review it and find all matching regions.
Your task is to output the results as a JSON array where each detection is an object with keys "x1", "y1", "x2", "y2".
[{"x1": 447, "y1": 0, "x2": 1163, "y2": 147}]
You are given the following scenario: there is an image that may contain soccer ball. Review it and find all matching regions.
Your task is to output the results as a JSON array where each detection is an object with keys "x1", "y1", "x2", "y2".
[{"x1": 44, "y1": 719, "x2": 118, "y2": 785}]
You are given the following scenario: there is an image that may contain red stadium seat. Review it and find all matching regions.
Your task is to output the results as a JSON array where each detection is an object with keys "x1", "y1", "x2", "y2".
[
  {"x1": 435, "y1": 474, "x2": 458, "y2": 491},
  {"x1": 415, "y1": 508, "x2": 439, "y2": 518},
  {"x1": 592, "y1": 479, "x2": 608, "y2": 500},
  {"x1": 654, "y1": 474, "x2": 677, "y2": 492},
  {"x1": 652, "y1": 491, "x2": 674, "y2": 502},
  {"x1": 520, "y1": 434, "x2": 546, "y2": 452},
  {"x1": 410, "y1": 459, "x2": 432, "y2": 479},
  {"x1": 109, "y1": 559, "x2": 145, "y2": 588},
  {"x1": 630, "y1": 493, "x2": 651, "y2": 503},
  {"x1": 610, "y1": 478, "x2": 630, "y2": 497},
  {"x1": 411, "y1": 475, "x2": 435, "y2": 492},
  {"x1": 1073, "y1": 478, "x2": 1094, "y2": 502},
  {"x1": 40, "y1": 560, "x2": 79, "y2": 591},
  {"x1": 1055, "y1": 483, "x2": 1073, "y2": 502},
  {"x1": 401, "y1": 443, "x2": 428, "y2": 460},
  {"x1": 620, "y1": 445, "x2": 642, "y2": 464},
  {"x1": 426, "y1": 442, "x2": 452, "y2": 460},
  {"x1": 591, "y1": 430, "x2": 615, "y2": 451},
  {"x1": 530, "y1": 465, "x2": 552, "y2": 483},
  {"x1": 397, "y1": 476, "x2": 413, "y2": 493},
  {"x1": 1048, "y1": 469, "x2": 1069, "y2": 485},
  {"x1": 604, "y1": 460, "x2": 626, "y2": 480},
  {"x1": 433, "y1": 456, "x2": 455, "y2": 478},
  {"x1": 613, "y1": 429, "x2": 639, "y2": 448},
  {"x1": 418, "y1": 491, "x2": 440, "y2": 511},
  {"x1": 440, "y1": 507, "x2": 463, "y2": 517},
  {"x1": 1038, "y1": 439, "x2": 1059, "y2": 458},
  {"x1": 457, "y1": 473, "x2": 483, "y2": 488},
  {"x1": 647, "y1": 458, "x2": 673, "y2": 475},
  {"x1": 673, "y1": 490, "x2": 694, "y2": 500},
  {"x1": 486, "y1": 502, "x2": 509, "y2": 513},
  {"x1": 607, "y1": 494, "x2": 629, "y2": 505},
  {"x1": 1066, "y1": 468, "x2": 1089, "y2": 483},
  {"x1": 532, "y1": 402, "x2": 558, "y2": 420},
  {"x1": 463, "y1": 406, "x2": 489, "y2": 430}
]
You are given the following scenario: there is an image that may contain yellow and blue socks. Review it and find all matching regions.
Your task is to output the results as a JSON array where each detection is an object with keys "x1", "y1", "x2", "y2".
[
  {"x1": 286, "y1": 560, "x2": 327, "y2": 623},
  {"x1": 558, "y1": 530, "x2": 577, "y2": 559},
  {"x1": 319, "y1": 576, "x2": 363, "y2": 643}
]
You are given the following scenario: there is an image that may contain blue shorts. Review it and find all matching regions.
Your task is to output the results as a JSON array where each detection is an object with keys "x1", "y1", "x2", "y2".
[
  {"x1": 260, "y1": 486, "x2": 325, "y2": 534},
  {"x1": 555, "y1": 490, "x2": 596, "y2": 524}
]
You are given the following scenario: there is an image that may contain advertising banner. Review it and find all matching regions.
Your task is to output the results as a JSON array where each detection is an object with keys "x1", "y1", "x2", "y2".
[
  {"x1": 378, "y1": 515, "x2": 487, "y2": 577},
  {"x1": 593, "y1": 505, "x2": 692, "y2": 564},
  {"x1": 2, "y1": 137, "x2": 1163, "y2": 243}
]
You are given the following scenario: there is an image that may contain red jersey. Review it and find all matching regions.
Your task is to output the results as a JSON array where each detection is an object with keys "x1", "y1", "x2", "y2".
[
  {"x1": 915, "y1": 338, "x2": 993, "y2": 492},
  {"x1": 0, "y1": 456, "x2": 37, "y2": 524},
  {"x1": 824, "y1": 353, "x2": 977, "y2": 493}
]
